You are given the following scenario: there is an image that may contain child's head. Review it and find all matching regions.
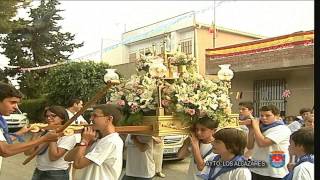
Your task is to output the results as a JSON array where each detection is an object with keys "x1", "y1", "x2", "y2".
[
  {"x1": 212, "y1": 128, "x2": 247, "y2": 156},
  {"x1": 286, "y1": 116, "x2": 295, "y2": 124},
  {"x1": 44, "y1": 106, "x2": 69, "y2": 125},
  {"x1": 259, "y1": 104, "x2": 279, "y2": 125},
  {"x1": 193, "y1": 116, "x2": 219, "y2": 141},
  {"x1": 0, "y1": 82, "x2": 23, "y2": 116},
  {"x1": 299, "y1": 108, "x2": 312, "y2": 120},
  {"x1": 289, "y1": 127, "x2": 314, "y2": 156},
  {"x1": 238, "y1": 101, "x2": 253, "y2": 119},
  {"x1": 304, "y1": 114, "x2": 314, "y2": 128},
  {"x1": 91, "y1": 104, "x2": 122, "y2": 130}
]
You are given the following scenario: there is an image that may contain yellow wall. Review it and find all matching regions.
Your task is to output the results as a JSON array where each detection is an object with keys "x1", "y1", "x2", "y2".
[
  {"x1": 196, "y1": 28, "x2": 259, "y2": 75},
  {"x1": 101, "y1": 45, "x2": 124, "y2": 66}
]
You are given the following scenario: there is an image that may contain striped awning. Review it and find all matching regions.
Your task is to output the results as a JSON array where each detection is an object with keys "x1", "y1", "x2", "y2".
[{"x1": 206, "y1": 31, "x2": 314, "y2": 59}]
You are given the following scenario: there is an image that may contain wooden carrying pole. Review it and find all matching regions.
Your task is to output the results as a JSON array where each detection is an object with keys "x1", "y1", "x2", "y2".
[
  {"x1": 42, "y1": 124, "x2": 153, "y2": 134},
  {"x1": 22, "y1": 81, "x2": 115, "y2": 165}
]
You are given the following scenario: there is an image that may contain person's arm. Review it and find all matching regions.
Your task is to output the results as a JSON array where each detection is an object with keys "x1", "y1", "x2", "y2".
[
  {"x1": 0, "y1": 131, "x2": 60, "y2": 157},
  {"x1": 251, "y1": 119, "x2": 273, "y2": 147},
  {"x1": 247, "y1": 126, "x2": 255, "y2": 149},
  {"x1": 72, "y1": 144, "x2": 93, "y2": 169},
  {"x1": 67, "y1": 127, "x2": 96, "y2": 169},
  {"x1": 64, "y1": 146, "x2": 78, "y2": 162},
  {"x1": 24, "y1": 132, "x2": 41, "y2": 155},
  {"x1": 9, "y1": 126, "x2": 31, "y2": 141},
  {"x1": 189, "y1": 132, "x2": 206, "y2": 171},
  {"x1": 177, "y1": 137, "x2": 191, "y2": 159},
  {"x1": 48, "y1": 142, "x2": 67, "y2": 161},
  {"x1": 131, "y1": 135, "x2": 149, "y2": 152},
  {"x1": 152, "y1": 136, "x2": 162, "y2": 144},
  {"x1": 48, "y1": 135, "x2": 77, "y2": 161}
]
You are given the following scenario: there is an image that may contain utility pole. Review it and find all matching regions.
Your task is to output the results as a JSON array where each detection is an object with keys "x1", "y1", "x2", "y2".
[{"x1": 213, "y1": 0, "x2": 217, "y2": 48}]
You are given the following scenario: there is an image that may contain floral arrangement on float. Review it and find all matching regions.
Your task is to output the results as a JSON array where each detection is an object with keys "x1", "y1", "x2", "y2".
[
  {"x1": 162, "y1": 73, "x2": 232, "y2": 124},
  {"x1": 107, "y1": 51, "x2": 236, "y2": 128},
  {"x1": 168, "y1": 51, "x2": 196, "y2": 66}
]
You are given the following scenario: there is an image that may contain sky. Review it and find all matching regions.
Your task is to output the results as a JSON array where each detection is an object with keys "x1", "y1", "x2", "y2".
[{"x1": 0, "y1": 0, "x2": 314, "y2": 68}]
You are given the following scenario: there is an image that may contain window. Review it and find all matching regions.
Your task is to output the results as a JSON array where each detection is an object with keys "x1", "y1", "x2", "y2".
[
  {"x1": 253, "y1": 79, "x2": 286, "y2": 117},
  {"x1": 180, "y1": 39, "x2": 192, "y2": 55}
]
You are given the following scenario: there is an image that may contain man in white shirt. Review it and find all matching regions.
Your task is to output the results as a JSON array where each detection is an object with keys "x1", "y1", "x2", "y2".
[
  {"x1": 66, "y1": 99, "x2": 88, "y2": 125},
  {"x1": 248, "y1": 104, "x2": 291, "y2": 180},
  {"x1": 65, "y1": 104, "x2": 124, "y2": 180},
  {"x1": 65, "y1": 98, "x2": 88, "y2": 180},
  {"x1": 0, "y1": 82, "x2": 59, "y2": 172},
  {"x1": 287, "y1": 108, "x2": 312, "y2": 133}
]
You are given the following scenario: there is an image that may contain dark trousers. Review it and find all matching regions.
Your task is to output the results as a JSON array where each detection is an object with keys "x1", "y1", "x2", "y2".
[
  {"x1": 32, "y1": 168, "x2": 69, "y2": 180},
  {"x1": 251, "y1": 172, "x2": 283, "y2": 180}
]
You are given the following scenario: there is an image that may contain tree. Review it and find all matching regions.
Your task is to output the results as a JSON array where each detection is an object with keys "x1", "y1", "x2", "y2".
[
  {"x1": 0, "y1": 0, "x2": 30, "y2": 34},
  {"x1": 0, "y1": 0, "x2": 83, "y2": 98},
  {"x1": 45, "y1": 61, "x2": 111, "y2": 106},
  {"x1": 0, "y1": 69, "x2": 9, "y2": 83}
]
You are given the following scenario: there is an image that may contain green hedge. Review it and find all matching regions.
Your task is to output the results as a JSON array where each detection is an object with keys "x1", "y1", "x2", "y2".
[{"x1": 19, "y1": 98, "x2": 49, "y2": 123}]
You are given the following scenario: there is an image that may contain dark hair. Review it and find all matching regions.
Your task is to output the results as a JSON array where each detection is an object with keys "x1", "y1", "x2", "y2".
[
  {"x1": 214, "y1": 128, "x2": 247, "y2": 155},
  {"x1": 0, "y1": 82, "x2": 23, "y2": 101},
  {"x1": 239, "y1": 101, "x2": 254, "y2": 110},
  {"x1": 67, "y1": 99, "x2": 82, "y2": 108},
  {"x1": 44, "y1": 106, "x2": 69, "y2": 124},
  {"x1": 299, "y1": 108, "x2": 312, "y2": 115},
  {"x1": 259, "y1": 104, "x2": 280, "y2": 116},
  {"x1": 195, "y1": 116, "x2": 219, "y2": 130},
  {"x1": 280, "y1": 111, "x2": 286, "y2": 117},
  {"x1": 291, "y1": 127, "x2": 314, "y2": 154},
  {"x1": 93, "y1": 104, "x2": 123, "y2": 126}
]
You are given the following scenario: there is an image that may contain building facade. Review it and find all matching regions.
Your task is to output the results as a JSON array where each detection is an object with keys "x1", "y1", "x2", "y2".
[
  {"x1": 104, "y1": 12, "x2": 263, "y2": 77},
  {"x1": 205, "y1": 30, "x2": 314, "y2": 116}
]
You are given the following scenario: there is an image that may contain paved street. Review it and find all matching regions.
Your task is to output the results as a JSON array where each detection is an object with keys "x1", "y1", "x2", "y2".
[{"x1": 0, "y1": 153, "x2": 191, "y2": 180}]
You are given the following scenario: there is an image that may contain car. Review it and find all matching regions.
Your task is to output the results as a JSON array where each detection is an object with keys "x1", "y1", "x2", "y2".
[
  {"x1": 163, "y1": 134, "x2": 188, "y2": 161},
  {"x1": 3, "y1": 108, "x2": 29, "y2": 131}
]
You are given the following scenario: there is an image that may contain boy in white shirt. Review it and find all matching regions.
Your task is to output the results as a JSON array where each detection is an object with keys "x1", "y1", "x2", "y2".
[
  {"x1": 199, "y1": 128, "x2": 251, "y2": 180},
  {"x1": 65, "y1": 98, "x2": 88, "y2": 180},
  {"x1": 65, "y1": 104, "x2": 124, "y2": 180},
  {"x1": 285, "y1": 127, "x2": 314, "y2": 180},
  {"x1": 177, "y1": 116, "x2": 219, "y2": 180},
  {"x1": 238, "y1": 101, "x2": 255, "y2": 159},
  {"x1": 0, "y1": 82, "x2": 59, "y2": 173},
  {"x1": 248, "y1": 104, "x2": 291, "y2": 180},
  {"x1": 287, "y1": 108, "x2": 312, "y2": 133}
]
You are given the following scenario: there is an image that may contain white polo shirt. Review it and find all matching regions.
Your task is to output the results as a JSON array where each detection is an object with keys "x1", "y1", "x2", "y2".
[
  {"x1": 36, "y1": 134, "x2": 77, "y2": 171},
  {"x1": 125, "y1": 135, "x2": 155, "y2": 178},
  {"x1": 293, "y1": 162, "x2": 314, "y2": 180},
  {"x1": 250, "y1": 125, "x2": 291, "y2": 178},
  {"x1": 82, "y1": 132, "x2": 123, "y2": 180}
]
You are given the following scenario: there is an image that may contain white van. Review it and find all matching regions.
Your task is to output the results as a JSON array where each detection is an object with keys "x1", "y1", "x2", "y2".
[
  {"x1": 3, "y1": 109, "x2": 29, "y2": 130},
  {"x1": 163, "y1": 135, "x2": 188, "y2": 161}
]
